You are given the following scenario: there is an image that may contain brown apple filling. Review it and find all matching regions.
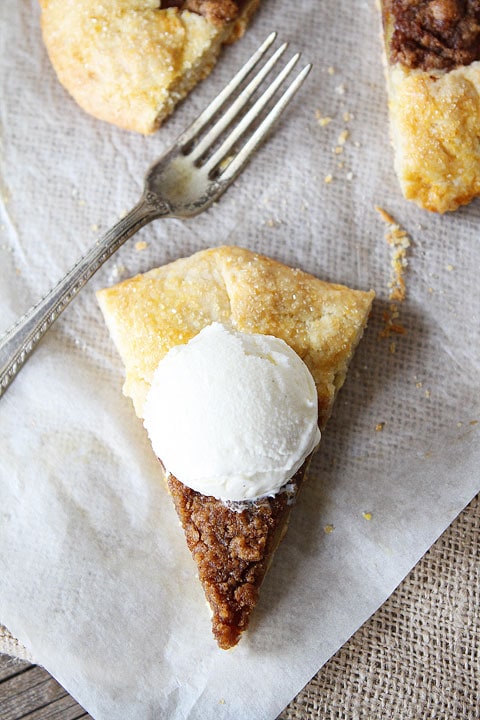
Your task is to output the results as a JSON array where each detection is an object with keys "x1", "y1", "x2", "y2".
[
  {"x1": 167, "y1": 461, "x2": 308, "y2": 650},
  {"x1": 385, "y1": 0, "x2": 480, "y2": 71}
]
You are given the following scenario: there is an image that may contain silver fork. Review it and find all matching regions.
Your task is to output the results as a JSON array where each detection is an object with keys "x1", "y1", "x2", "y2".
[{"x1": 0, "y1": 32, "x2": 311, "y2": 398}]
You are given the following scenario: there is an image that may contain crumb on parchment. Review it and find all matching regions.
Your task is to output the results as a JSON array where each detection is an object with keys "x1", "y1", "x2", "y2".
[
  {"x1": 376, "y1": 206, "x2": 411, "y2": 303},
  {"x1": 315, "y1": 110, "x2": 333, "y2": 127},
  {"x1": 314, "y1": 74, "x2": 354, "y2": 180},
  {"x1": 379, "y1": 303, "x2": 407, "y2": 341},
  {"x1": 375, "y1": 206, "x2": 411, "y2": 342}
]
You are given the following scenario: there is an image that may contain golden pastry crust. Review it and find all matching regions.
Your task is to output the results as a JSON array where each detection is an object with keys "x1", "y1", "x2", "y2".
[
  {"x1": 39, "y1": 0, "x2": 260, "y2": 134},
  {"x1": 382, "y1": 4, "x2": 480, "y2": 213},
  {"x1": 96, "y1": 245, "x2": 375, "y2": 426}
]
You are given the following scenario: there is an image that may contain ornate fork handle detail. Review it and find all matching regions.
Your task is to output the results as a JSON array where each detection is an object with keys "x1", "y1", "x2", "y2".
[{"x1": 0, "y1": 197, "x2": 164, "y2": 396}]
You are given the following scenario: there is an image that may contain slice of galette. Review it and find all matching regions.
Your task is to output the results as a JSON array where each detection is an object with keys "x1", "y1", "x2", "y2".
[
  {"x1": 39, "y1": 0, "x2": 260, "y2": 134},
  {"x1": 96, "y1": 246, "x2": 374, "y2": 648},
  {"x1": 381, "y1": 1, "x2": 480, "y2": 212}
]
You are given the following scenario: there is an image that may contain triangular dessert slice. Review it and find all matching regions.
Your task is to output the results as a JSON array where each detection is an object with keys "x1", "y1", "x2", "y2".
[
  {"x1": 380, "y1": 1, "x2": 480, "y2": 212},
  {"x1": 97, "y1": 246, "x2": 374, "y2": 648}
]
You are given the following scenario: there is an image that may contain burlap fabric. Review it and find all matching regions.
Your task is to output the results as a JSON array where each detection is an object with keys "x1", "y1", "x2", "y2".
[
  {"x1": 280, "y1": 493, "x2": 480, "y2": 719},
  {"x1": 2, "y1": 493, "x2": 477, "y2": 718},
  {"x1": 0, "y1": 627, "x2": 32, "y2": 664}
]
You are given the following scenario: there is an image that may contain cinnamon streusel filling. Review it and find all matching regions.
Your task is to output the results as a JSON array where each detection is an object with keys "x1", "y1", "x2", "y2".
[{"x1": 385, "y1": 0, "x2": 480, "y2": 70}]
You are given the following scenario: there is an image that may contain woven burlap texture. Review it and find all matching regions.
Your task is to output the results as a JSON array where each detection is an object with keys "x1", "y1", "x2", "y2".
[
  {"x1": 2, "y1": 494, "x2": 477, "y2": 719},
  {"x1": 0, "y1": 628, "x2": 32, "y2": 664},
  {"x1": 279, "y1": 493, "x2": 479, "y2": 719}
]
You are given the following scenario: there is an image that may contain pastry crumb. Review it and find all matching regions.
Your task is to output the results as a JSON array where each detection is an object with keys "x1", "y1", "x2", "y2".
[
  {"x1": 327, "y1": 66, "x2": 336, "y2": 75},
  {"x1": 265, "y1": 218, "x2": 282, "y2": 228},
  {"x1": 337, "y1": 129, "x2": 349, "y2": 145},
  {"x1": 135, "y1": 240, "x2": 148, "y2": 251},
  {"x1": 375, "y1": 422, "x2": 385, "y2": 431},
  {"x1": 376, "y1": 206, "x2": 411, "y2": 343},
  {"x1": 324, "y1": 174, "x2": 333, "y2": 184},
  {"x1": 379, "y1": 304, "x2": 407, "y2": 339},
  {"x1": 315, "y1": 110, "x2": 333, "y2": 127},
  {"x1": 362, "y1": 511, "x2": 372, "y2": 521},
  {"x1": 324, "y1": 524, "x2": 335, "y2": 534},
  {"x1": 375, "y1": 206, "x2": 395, "y2": 224}
]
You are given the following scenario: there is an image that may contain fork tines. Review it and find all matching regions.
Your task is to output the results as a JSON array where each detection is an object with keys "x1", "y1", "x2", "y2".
[{"x1": 179, "y1": 32, "x2": 312, "y2": 181}]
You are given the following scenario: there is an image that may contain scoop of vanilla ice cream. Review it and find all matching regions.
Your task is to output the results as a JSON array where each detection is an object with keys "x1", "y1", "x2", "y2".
[{"x1": 143, "y1": 322, "x2": 320, "y2": 502}]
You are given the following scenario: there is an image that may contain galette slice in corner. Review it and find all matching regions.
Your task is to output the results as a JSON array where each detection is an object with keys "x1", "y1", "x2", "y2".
[
  {"x1": 381, "y1": 0, "x2": 480, "y2": 212},
  {"x1": 39, "y1": 0, "x2": 261, "y2": 134},
  {"x1": 96, "y1": 245, "x2": 374, "y2": 648}
]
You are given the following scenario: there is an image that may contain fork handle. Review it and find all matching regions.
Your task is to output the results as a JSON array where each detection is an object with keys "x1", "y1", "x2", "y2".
[{"x1": 0, "y1": 197, "x2": 159, "y2": 397}]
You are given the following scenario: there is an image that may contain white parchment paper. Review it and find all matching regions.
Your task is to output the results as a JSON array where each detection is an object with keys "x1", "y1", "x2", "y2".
[{"x1": 1, "y1": 1, "x2": 479, "y2": 718}]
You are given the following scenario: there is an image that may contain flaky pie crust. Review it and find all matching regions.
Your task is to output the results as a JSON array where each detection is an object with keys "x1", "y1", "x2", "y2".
[
  {"x1": 39, "y1": 0, "x2": 260, "y2": 134},
  {"x1": 97, "y1": 245, "x2": 375, "y2": 427}
]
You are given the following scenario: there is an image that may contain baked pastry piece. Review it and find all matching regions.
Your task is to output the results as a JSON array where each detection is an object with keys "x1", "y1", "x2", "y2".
[
  {"x1": 381, "y1": 1, "x2": 480, "y2": 212},
  {"x1": 39, "y1": 0, "x2": 260, "y2": 134},
  {"x1": 97, "y1": 246, "x2": 374, "y2": 648}
]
